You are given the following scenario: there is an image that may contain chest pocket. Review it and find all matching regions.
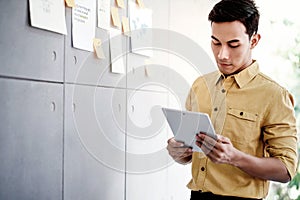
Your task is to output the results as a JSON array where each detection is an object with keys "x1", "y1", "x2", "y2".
[
  {"x1": 228, "y1": 108, "x2": 258, "y2": 122},
  {"x1": 225, "y1": 108, "x2": 260, "y2": 144}
]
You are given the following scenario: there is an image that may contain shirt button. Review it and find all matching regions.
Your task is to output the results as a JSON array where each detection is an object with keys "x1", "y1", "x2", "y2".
[
  {"x1": 221, "y1": 89, "x2": 226, "y2": 93},
  {"x1": 201, "y1": 167, "x2": 205, "y2": 171},
  {"x1": 214, "y1": 107, "x2": 218, "y2": 111}
]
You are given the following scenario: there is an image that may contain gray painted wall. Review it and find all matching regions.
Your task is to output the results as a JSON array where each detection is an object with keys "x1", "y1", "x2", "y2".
[{"x1": 0, "y1": 0, "x2": 193, "y2": 199}]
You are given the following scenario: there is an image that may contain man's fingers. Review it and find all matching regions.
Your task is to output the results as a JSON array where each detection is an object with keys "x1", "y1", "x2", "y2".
[
  {"x1": 217, "y1": 134, "x2": 231, "y2": 144},
  {"x1": 196, "y1": 133, "x2": 217, "y2": 146},
  {"x1": 196, "y1": 133, "x2": 218, "y2": 155},
  {"x1": 169, "y1": 146, "x2": 192, "y2": 155},
  {"x1": 168, "y1": 137, "x2": 185, "y2": 147},
  {"x1": 198, "y1": 140, "x2": 215, "y2": 155},
  {"x1": 167, "y1": 137, "x2": 193, "y2": 159}
]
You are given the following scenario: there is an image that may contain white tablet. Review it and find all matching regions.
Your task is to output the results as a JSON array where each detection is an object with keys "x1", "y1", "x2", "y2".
[{"x1": 162, "y1": 107, "x2": 217, "y2": 152}]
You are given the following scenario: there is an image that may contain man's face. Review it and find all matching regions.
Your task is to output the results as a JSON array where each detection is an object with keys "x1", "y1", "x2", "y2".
[{"x1": 211, "y1": 21, "x2": 259, "y2": 75}]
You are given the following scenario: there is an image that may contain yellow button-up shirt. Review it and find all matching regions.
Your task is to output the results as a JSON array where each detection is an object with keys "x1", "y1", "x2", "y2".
[{"x1": 185, "y1": 61, "x2": 298, "y2": 198}]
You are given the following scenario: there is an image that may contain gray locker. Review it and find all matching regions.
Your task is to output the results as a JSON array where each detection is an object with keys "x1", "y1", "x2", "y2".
[
  {"x1": 64, "y1": 2, "x2": 127, "y2": 88},
  {"x1": 0, "y1": 1, "x2": 64, "y2": 82},
  {"x1": 126, "y1": 89, "x2": 170, "y2": 200},
  {"x1": 0, "y1": 0, "x2": 202, "y2": 199},
  {"x1": 0, "y1": 78, "x2": 63, "y2": 200},
  {"x1": 64, "y1": 84, "x2": 125, "y2": 200}
]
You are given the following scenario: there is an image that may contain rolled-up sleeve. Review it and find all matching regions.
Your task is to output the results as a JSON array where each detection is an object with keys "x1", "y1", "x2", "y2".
[{"x1": 263, "y1": 88, "x2": 298, "y2": 179}]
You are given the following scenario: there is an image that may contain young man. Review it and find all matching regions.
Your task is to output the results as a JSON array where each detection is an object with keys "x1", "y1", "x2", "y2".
[{"x1": 166, "y1": 0, "x2": 298, "y2": 199}]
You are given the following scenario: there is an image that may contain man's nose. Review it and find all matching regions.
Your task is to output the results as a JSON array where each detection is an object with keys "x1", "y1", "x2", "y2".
[{"x1": 218, "y1": 46, "x2": 229, "y2": 60}]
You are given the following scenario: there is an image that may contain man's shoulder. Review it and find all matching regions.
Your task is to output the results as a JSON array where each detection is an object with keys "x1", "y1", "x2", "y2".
[
  {"x1": 254, "y1": 72, "x2": 294, "y2": 102},
  {"x1": 256, "y1": 72, "x2": 287, "y2": 92}
]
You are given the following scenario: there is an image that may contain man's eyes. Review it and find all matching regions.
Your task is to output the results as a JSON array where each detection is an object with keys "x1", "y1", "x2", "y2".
[
  {"x1": 212, "y1": 41, "x2": 240, "y2": 48},
  {"x1": 212, "y1": 41, "x2": 221, "y2": 46},
  {"x1": 228, "y1": 44, "x2": 240, "y2": 48}
]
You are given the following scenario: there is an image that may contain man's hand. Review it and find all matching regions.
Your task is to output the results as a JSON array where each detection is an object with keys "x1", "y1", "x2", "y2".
[
  {"x1": 195, "y1": 133, "x2": 237, "y2": 165},
  {"x1": 195, "y1": 133, "x2": 291, "y2": 182},
  {"x1": 166, "y1": 137, "x2": 193, "y2": 164}
]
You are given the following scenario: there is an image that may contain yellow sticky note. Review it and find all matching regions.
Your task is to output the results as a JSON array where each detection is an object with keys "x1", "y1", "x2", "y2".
[
  {"x1": 116, "y1": 0, "x2": 125, "y2": 9},
  {"x1": 122, "y1": 16, "x2": 130, "y2": 36},
  {"x1": 136, "y1": 0, "x2": 145, "y2": 8},
  {"x1": 93, "y1": 38, "x2": 105, "y2": 59},
  {"x1": 111, "y1": 7, "x2": 121, "y2": 28},
  {"x1": 65, "y1": 0, "x2": 75, "y2": 8}
]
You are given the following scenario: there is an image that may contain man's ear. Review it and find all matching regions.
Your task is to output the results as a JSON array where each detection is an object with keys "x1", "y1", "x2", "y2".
[{"x1": 250, "y1": 33, "x2": 261, "y2": 49}]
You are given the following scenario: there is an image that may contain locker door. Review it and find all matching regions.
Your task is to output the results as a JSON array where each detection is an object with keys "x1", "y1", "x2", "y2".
[
  {"x1": 0, "y1": 78, "x2": 63, "y2": 200},
  {"x1": 0, "y1": 1, "x2": 64, "y2": 82},
  {"x1": 126, "y1": 89, "x2": 171, "y2": 200},
  {"x1": 64, "y1": 84, "x2": 126, "y2": 200}
]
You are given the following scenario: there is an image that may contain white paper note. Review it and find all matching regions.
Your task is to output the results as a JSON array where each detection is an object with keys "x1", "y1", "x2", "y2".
[
  {"x1": 109, "y1": 28, "x2": 125, "y2": 74},
  {"x1": 129, "y1": 2, "x2": 153, "y2": 57},
  {"x1": 29, "y1": 0, "x2": 67, "y2": 35},
  {"x1": 97, "y1": 0, "x2": 111, "y2": 30},
  {"x1": 72, "y1": 0, "x2": 96, "y2": 52}
]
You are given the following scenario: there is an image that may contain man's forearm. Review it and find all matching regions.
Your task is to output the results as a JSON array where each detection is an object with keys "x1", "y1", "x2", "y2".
[{"x1": 232, "y1": 151, "x2": 290, "y2": 183}]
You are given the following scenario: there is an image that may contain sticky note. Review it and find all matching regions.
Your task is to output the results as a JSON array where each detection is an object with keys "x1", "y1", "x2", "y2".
[
  {"x1": 136, "y1": 0, "x2": 145, "y2": 8},
  {"x1": 65, "y1": 0, "x2": 75, "y2": 7},
  {"x1": 122, "y1": 16, "x2": 130, "y2": 36},
  {"x1": 116, "y1": 0, "x2": 125, "y2": 9},
  {"x1": 111, "y1": 7, "x2": 121, "y2": 28},
  {"x1": 93, "y1": 38, "x2": 106, "y2": 59}
]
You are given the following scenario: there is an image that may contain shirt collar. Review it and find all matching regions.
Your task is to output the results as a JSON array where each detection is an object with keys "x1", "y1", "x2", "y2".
[{"x1": 215, "y1": 60, "x2": 260, "y2": 88}]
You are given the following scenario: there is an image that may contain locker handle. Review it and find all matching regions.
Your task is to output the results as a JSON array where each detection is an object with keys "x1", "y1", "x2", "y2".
[
  {"x1": 118, "y1": 104, "x2": 121, "y2": 112},
  {"x1": 73, "y1": 56, "x2": 78, "y2": 65},
  {"x1": 72, "y1": 103, "x2": 76, "y2": 112},
  {"x1": 50, "y1": 101, "x2": 56, "y2": 112},
  {"x1": 52, "y1": 51, "x2": 57, "y2": 61}
]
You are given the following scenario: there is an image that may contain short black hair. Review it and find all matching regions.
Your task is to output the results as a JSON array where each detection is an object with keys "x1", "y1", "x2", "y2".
[{"x1": 208, "y1": 0, "x2": 260, "y2": 38}]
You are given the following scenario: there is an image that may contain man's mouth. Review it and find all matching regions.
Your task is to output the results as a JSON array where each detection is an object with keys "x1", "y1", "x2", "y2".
[{"x1": 218, "y1": 62, "x2": 232, "y2": 67}]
